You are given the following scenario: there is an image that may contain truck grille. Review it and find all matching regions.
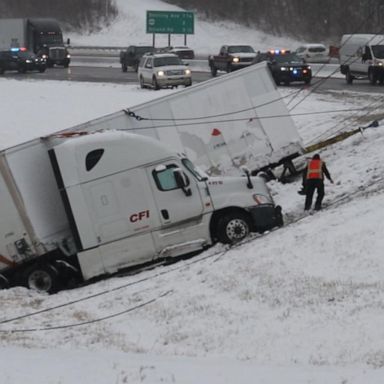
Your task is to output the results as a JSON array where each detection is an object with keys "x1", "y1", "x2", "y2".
[
  {"x1": 240, "y1": 58, "x2": 253, "y2": 63},
  {"x1": 166, "y1": 69, "x2": 185, "y2": 76},
  {"x1": 49, "y1": 47, "x2": 65, "y2": 60}
]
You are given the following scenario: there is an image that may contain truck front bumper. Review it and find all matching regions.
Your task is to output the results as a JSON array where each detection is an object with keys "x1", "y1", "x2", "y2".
[{"x1": 249, "y1": 204, "x2": 283, "y2": 231}]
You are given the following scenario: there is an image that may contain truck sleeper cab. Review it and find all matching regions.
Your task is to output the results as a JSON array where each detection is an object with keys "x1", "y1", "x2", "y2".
[{"x1": 0, "y1": 131, "x2": 282, "y2": 293}]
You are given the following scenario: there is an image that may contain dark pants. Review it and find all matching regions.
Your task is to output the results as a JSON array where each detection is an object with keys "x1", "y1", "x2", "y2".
[{"x1": 304, "y1": 179, "x2": 325, "y2": 210}]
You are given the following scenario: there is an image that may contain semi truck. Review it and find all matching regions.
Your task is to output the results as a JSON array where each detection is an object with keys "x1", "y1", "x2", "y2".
[
  {"x1": 0, "y1": 62, "x2": 303, "y2": 293},
  {"x1": 0, "y1": 18, "x2": 70, "y2": 67},
  {"x1": 0, "y1": 130, "x2": 282, "y2": 293}
]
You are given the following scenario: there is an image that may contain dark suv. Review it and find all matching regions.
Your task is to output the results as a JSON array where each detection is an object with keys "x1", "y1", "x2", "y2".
[
  {"x1": 254, "y1": 49, "x2": 312, "y2": 85},
  {"x1": 119, "y1": 45, "x2": 156, "y2": 72},
  {"x1": 0, "y1": 48, "x2": 47, "y2": 74}
]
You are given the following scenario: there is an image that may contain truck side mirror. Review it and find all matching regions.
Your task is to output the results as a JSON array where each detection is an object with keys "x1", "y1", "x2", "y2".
[{"x1": 173, "y1": 168, "x2": 192, "y2": 196}]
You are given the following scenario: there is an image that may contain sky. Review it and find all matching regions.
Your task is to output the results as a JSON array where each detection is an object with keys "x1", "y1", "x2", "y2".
[{"x1": 1, "y1": 0, "x2": 384, "y2": 383}]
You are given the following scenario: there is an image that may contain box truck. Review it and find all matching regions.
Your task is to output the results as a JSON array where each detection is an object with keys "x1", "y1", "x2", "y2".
[
  {"x1": 0, "y1": 18, "x2": 70, "y2": 67},
  {"x1": 339, "y1": 34, "x2": 384, "y2": 84},
  {"x1": 0, "y1": 130, "x2": 282, "y2": 293}
]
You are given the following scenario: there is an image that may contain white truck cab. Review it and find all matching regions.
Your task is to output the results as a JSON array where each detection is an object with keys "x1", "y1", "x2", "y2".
[
  {"x1": 339, "y1": 34, "x2": 384, "y2": 84},
  {"x1": 50, "y1": 131, "x2": 282, "y2": 281}
]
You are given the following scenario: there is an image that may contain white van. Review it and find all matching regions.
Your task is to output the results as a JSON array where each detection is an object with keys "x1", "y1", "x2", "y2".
[{"x1": 339, "y1": 34, "x2": 384, "y2": 84}]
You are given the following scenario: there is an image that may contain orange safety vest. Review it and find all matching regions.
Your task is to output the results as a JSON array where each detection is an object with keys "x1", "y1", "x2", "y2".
[{"x1": 306, "y1": 159, "x2": 324, "y2": 179}]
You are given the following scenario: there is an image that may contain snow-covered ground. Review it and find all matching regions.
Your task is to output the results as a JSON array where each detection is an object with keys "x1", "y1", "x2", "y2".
[
  {"x1": 69, "y1": 0, "x2": 303, "y2": 54},
  {"x1": 1, "y1": 1, "x2": 384, "y2": 383}
]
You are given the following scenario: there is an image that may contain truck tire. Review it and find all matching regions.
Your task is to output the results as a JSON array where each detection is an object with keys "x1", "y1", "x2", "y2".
[
  {"x1": 122, "y1": 64, "x2": 128, "y2": 72},
  {"x1": 0, "y1": 67, "x2": 4, "y2": 75},
  {"x1": 210, "y1": 66, "x2": 217, "y2": 77},
  {"x1": 152, "y1": 76, "x2": 160, "y2": 90},
  {"x1": 368, "y1": 68, "x2": 377, "y2": 85},
  {"x1": 139, "y1": 75, "x2": 145, "y2": 89},
  {"x1": 216, "y1": 212, "x2": 250, "y2": 244},
  {"x1": 23, "y1": 263, "x2": 60, "y2": 293},
  {"x1": 346, "y1": 70, "x2": 353, "y2": 84}
]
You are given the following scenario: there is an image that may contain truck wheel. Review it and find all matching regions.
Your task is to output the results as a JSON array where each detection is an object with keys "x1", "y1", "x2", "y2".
[
  {"x1": 139, "y1": 75, "x2": 145, "y2": 89},
  {"x1": 216, "y1": 212, "x2": 250, "y2": 244},
  {"x1": 39, "y1": 68, "x2": 46, "y2": 73},
  {"x1": 346, "y1": 70, "x2": 353, "y2": 84},
  {"x1": 152, "y1": 76, "x2": 160, "y2": 90},
  {"x1": 133, "y1": 63, "x2": 139, "y2": 72},
  {"x1": 23, "y1": 264, "x2": 60, "y2": 293},
  {"x1": 122, "y1": 64, "x2": 128, "y2": 72},
  {"x1": 210, "y1": 66, "x2": 217, "y2": 77},
  {"x1": 368, "y1": 68, "x2": 377, "y2": 85}
]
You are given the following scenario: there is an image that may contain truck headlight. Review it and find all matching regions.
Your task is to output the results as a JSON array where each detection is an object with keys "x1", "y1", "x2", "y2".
[
  {"x1": 185, "y1": 69, "x2": 191, "y2": 75},
  {"x1": 66, "y1": 54, "x2": 71, "y2": 59},
  {"x1": 157, "y1": 70, "x2": 165, "y2": 76},
  {"x1": 252, "y1": 194, "x2": 271, "y2": 204},
  {"x1": 232, "y1": 57, "x2": 240, "y2": 63}
]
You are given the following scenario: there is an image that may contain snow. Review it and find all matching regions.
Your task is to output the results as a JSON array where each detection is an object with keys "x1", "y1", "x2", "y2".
[
  {"x1": 68, "y1": 0, "x2": 302, "y2": 54},
  {"x1": 1, "y1": 0, "x2": 384, "y2": 383}
]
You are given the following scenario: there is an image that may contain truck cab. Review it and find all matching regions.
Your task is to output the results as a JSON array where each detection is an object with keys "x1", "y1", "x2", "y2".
[
  {"x1": 208, "y1": 45, "x2": 256, "y2": 76},
  {"x1": 51, "y1": 131, "x2": 282, "y2": 282}
]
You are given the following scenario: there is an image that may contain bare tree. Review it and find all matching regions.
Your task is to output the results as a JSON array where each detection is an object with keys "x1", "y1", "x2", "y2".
[{"x1": 0, "y1": 0, "x2": 118, "y2": 32}]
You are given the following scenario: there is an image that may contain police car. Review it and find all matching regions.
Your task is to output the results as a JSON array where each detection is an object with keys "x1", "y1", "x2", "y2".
[
  {"x1": 0, "y1": 47, "x2": 47, "y2": 74},
  {"x1": 254, "y1": 49, "x2": 312, "y2": 85}
]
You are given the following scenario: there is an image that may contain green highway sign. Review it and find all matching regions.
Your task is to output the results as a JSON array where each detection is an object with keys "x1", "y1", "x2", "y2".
[{"x1": 146, "y1": 10, "x2": 194, "y2": 34}]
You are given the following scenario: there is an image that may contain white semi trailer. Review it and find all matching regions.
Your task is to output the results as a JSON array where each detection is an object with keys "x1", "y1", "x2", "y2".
[{"x1": 64, "y1": 62, "x2": 304, "y2": 177}]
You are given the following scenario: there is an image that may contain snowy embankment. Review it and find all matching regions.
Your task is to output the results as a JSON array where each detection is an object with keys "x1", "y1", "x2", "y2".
[{"x1": 0, "y1": 77, "x2": 384, "y2": 383}]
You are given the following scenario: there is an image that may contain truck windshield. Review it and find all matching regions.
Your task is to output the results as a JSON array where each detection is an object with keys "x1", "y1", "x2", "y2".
[
  {"x1": 228, "y1": 46, "x2": 255, "y2": 53},
  {"x1": 182, "y1": 158, "x2": 208, "y2": 181},
  {"x1": 372, "y1": 45, "x2": 384, "y2": 59}
]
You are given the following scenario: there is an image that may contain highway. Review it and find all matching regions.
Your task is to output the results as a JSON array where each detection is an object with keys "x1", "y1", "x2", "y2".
[{"x1": 2, "y1": 51, "x2": 384, "y2": 94}]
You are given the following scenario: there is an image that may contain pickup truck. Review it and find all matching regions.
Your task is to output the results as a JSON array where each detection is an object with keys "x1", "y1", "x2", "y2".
[
  {"x1": 120, "y1": 45, "x2": 155, "y2": 72},
  {"x1": 208, "y1": 45, "x2": 257, "y2": 76}
]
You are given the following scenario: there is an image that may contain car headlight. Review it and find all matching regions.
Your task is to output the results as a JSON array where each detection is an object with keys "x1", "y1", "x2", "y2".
[
  {"x1": 185, "y1": 69, "x2": 191, "y2": 75},
  {"x1": 232, "y1": 57, "x2": 240, "y2": 63},
  {"x1": 157, "y1": 70, "x2": 165, "y2": 76},
  {"x1": 42, "y1": 54, "x2": 48, "y2": 59},
  {"x1": 280, "y1": 66, "x2": 287, "y2": 71},
  {"x1": 25, "y1": 59, "x2": 32, "y2": 63}
]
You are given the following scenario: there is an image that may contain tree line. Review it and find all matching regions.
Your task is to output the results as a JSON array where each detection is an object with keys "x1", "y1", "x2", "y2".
[
  {"x1": 0, "y1": 0, "x2": 118, "y2": 32},
  {"x1": 164, "y1": 0, "x2": 384, "y2": 43}
]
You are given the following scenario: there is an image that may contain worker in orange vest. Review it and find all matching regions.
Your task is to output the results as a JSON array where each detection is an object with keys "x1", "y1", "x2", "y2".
[{"x1": 303, "y1": 154, "x2": 333, "y2": 211}]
